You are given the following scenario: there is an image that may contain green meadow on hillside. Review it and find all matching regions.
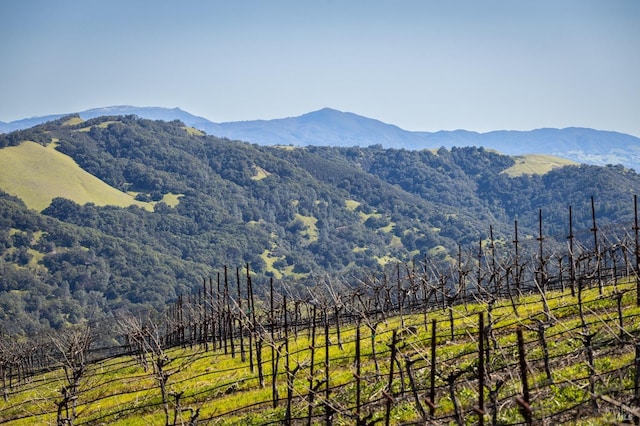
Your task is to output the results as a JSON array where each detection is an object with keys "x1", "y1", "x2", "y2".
[
  {"x1": 0, "y1": 140, "x2": 153, "y2": 211},
  {"x1": 2, "y1": 281, "x2": 639, "y2": 425},
  {"x1": 502, "y1": 154, "x2": 578, "y2": 177}
]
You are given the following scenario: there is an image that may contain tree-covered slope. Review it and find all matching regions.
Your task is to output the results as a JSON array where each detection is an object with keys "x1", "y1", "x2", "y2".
[{"x1": 1, "y1": 114, "x2": 640, "y2": 335}]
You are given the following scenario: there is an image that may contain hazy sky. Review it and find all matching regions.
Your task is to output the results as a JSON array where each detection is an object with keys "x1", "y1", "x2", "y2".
[{"x1": 1, "y1": 1, "x2": 639, "y2": 136}]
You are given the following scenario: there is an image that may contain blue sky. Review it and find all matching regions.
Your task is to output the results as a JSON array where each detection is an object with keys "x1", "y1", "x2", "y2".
[{"x1": 1, "y1": 0, "x2": 639, "y2": 136}]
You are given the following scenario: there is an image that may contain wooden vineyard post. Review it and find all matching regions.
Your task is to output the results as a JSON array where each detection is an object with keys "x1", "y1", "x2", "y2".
[
  {"x1": 405, "y1": 355, "x2": 425, "y2": 420},
  {"x1": 202, "y1": 278, "x2": 208, "y2": 351},
  {"x1": 236, "y1": 266, "x2": 245, "y2": 362},
  {"x1": 284, "y1": 293, "x2": 291, "y2": 424},
  {"x1": 591, "y1": 196, "x2": 603, "y2": 294},
  {"x1": 270, "y1": 277, "x2": 278, "y2": 408},
  {"x1": 428, "y1": 318, "x2": 437, "y2": 417},
  {"x1": 247, "y1": 265, "x2": 264, "y2": 387},
  {"x1": 174, "y1": 295, "x2": 180, "y2": 347},
  {"x1": 324, "y1": 308, "x2": 333, "y2": 425},
  {"x1": 306, "y1": 305, "x2": 317, "y2": 426},
  {"x1": 558, "y1": 256, "x2": 564, "y2": 293},
  {"x1": 458, "y1": 244, "x2": 467, "y2": 304},
  {"x1": 355, "y1": 321, "x2": 361, "y2": 424},
  {"x1": 516, "y1": 328, "x2": 532, "y2": 425},
  {"x1": 634, "y1": 195, "x2": 640, "y2": 307},
  {"x1": 293, "y1": 300, "x2": 300, "y2": 339},
  {"x1": 486, "y1": 301, "x2": 495, "y2": 369},
  {"x1": 166, "y1": 303, "x2": 171, "y2": 347},
  {"x1": 514, "y1": 220, "x2": 521, "y2": 294},
  {"x1": 224, "y1": 266, "x2": 235, "y2": 358},
  {"x1": 397, "y1": 263, "x2": 404, "y2": 328},
  {"x1": 191, "y1": 293, "x2": 197, "y2": 346},
  {"x1": 179, "y1": 294, "x2": 185, "y2": 346},
  {"x1": 537, "y1": 209, "x2": 547, "y2": 293},
  {"x1": 489, "y1": 225, "x2": 498, "y2": 295},
  {"x1": 217, "y1": 273, "x2": 224, "y2": 353},
  {"x1": 477, "y1": 238, "x2": 483, "y2": 297},
  {"x1": 477, "y1": 312, "x2": 485, "y2": 426},
  {"x1": 611, "y1": 245, "x2": 618, "y2": 287},
  {"x1": 616, "y1": 292, "x2": 625, "y2": 342},
  {"x1": 368, "y1": 320, "x2": 380, "y2": 375},
  {"x1": 448, "y1": 306, "x2": 455, "y2": 341},
  {"x1": 334, "y1": 306, "x2": 343, "y2": 350},
  {"x1": 246, "y1": 265, "x2": 254, "y2": 372},
  {"x1": 581, "y1": 330, "x2": 599, "y2": 411},
  {"x1": 634, "y1": 343, "x2": 640, "y2": 418},
  {"x1": 198, "y1": 288, "x2": 203, "y2": 345},
  {"x1": 186, "y1": 293, "x2": 192, "y2": 348},
  {"x1": 209, "y1": 278, "x2": 216, "y2": 350},
  {"x1": 536, "y1": 320, "x2": 553, "y2": 384},
  {"x1": 384, "y1": 330, "x2": 398, "y2": 426}
]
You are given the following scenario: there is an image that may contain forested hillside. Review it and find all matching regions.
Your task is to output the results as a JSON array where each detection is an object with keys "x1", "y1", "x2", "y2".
[{"x1": 1, "y1": 114, "x2": 640, "y2": 336}]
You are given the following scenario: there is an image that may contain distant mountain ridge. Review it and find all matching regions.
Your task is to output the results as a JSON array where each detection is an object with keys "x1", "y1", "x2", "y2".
[
  {"x1": 0, "y1": 106, "x2": 216, "y2": 134},
  {"x1": 2, "y1": 105, "x2": 640, "y2": 171}
]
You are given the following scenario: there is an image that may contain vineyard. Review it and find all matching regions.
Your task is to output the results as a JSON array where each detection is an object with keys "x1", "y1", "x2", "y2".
[{"x1": 2, "y1": 197, "x2": 640, "y2": 425}]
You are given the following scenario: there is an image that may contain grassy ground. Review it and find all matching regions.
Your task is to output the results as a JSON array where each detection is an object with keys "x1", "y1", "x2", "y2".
[
  {"x1": 2, "y1": 280, "x2": 639, "y2": 425},
  {"x1": 502, "y1": 154, "x2": 578, "y2": 177}
]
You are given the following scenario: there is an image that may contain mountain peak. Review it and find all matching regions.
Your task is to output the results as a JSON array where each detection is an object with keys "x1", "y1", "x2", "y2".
[
  {"x1": 302, "y1": 107, "x2": 373, "y2": 120},
  {"x1": 305, "y1": 107, "x2": 344, "y2": 115},
  {"x1": 297, "y1": 107, "x2": 404, "y2": 132},
  {"x1": 298, "y1": 107, "x2": 357, "y2": 122},
  {"x1": 2, "y1": 105, "x2": 640, "y2": 171}
]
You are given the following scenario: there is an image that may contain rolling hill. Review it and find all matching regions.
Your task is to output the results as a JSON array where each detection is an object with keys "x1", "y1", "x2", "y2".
[{"x1": 2, "y1": 106, "x2": 640, "y2": 171}]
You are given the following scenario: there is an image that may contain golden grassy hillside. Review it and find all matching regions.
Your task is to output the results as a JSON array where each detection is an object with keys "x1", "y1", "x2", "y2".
[
  {"x1": 501, "y1": 154, "x2": 578, "y2": 177},
  {"x1": 0, "y1": 140, "x2": 153, "y2": 211}
]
